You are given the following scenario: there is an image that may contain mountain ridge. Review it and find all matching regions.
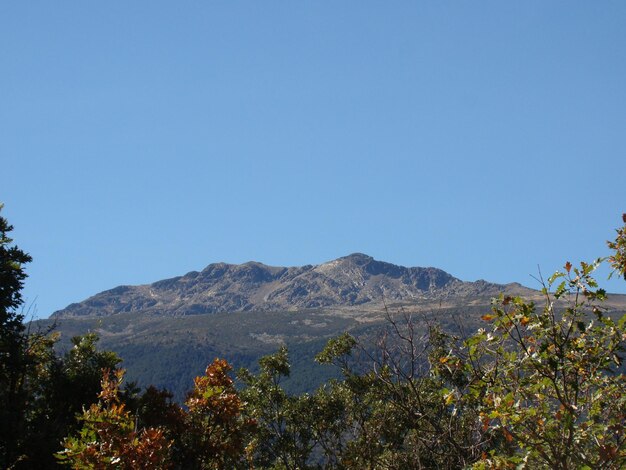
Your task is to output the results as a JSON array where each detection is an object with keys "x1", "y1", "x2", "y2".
[{"x1": 52, "y1": 253, "x2": 533, "y2": 318}]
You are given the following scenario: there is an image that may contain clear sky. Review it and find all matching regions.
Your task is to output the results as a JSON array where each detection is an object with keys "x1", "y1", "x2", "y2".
[{"x1": 2, "y1": 2, "x2": 625, "y2": 319}]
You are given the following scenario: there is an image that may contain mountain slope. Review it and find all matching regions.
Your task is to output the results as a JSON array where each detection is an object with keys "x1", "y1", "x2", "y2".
[{"x1": 52, "y1": 253, "x2": 532, "y2": 318}]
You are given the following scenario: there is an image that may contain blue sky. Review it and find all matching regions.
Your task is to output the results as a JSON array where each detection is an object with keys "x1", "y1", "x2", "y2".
[{"x1": 2, "y1": 2, "x2": 625, "y2": 319}]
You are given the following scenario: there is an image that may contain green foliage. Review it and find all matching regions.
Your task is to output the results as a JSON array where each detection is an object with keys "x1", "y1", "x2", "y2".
[
  {"x1": 463, "y1": 259, "x2": 626, "y2": 468},
  {"x1": 608, "y1": 213, "x2": 626, "y2": 280},
  {"x1": 313, "y1": 322, "x2": 488, "y2": 468},
  {"x1": 1, "y1": 327, "x2": 126, "y2": 468},
  {"x1": 0, "y1": 203, "x2": 43, "y2": 468},
  {"x1": 0, "y1": 203, "x2": 32, "y2": 323},
  {"x1": 239, "y1": 347, "x2": 317, "y2": 469},
  {"x1": 315, "y1": 332, "x2": 357, "y2": 365},
  {"x1": 61, "y1": 333, "x2": 123, "y2": 405}
]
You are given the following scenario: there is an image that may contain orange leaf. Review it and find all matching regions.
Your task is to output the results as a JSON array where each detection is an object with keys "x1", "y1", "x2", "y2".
[{"x1": 482, "y1": 417, "x2": 491, "y2": 432}]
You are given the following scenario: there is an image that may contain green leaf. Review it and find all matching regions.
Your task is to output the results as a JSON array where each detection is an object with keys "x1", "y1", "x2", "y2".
[
  {"x1": 548, "y1": 271, "x2": 565, "y2": 285},
  {"x1": 554, "y1": 281, "x2": 567, "y2": 299}
]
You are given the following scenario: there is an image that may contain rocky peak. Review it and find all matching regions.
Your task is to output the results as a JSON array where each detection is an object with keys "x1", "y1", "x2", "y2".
[
  {"x1": 51, "y1": 254, "x2": 530, "y2": 318},
  {"x1": 338, "y1": 253, "x2": 374, "y2": 265}
]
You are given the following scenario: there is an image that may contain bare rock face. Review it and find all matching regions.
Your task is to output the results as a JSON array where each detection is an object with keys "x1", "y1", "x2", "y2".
[{"x1": 52, "y1": 253, "x2": 530, "y2": 318}]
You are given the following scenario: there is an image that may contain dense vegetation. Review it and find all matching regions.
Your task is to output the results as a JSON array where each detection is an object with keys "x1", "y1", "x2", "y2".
[{"x1": 2, "y1": 204, "x2": 626, "y2": 468}]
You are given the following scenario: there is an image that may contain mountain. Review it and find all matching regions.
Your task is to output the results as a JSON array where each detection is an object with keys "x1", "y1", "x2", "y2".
[
  {"x1": 51, "y1": 253, "x2": 532, "y2": 318},
  {"x1": 43, "y1": 254, "x2": 626, "y2": 401}
]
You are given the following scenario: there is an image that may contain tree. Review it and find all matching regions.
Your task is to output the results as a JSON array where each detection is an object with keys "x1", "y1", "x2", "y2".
[
  {"x1": 239, "y1": 346, "x2": 322, "y2": 469},
  {"x1": 134, "y1": 386, "x2": 186, "y2": 465},
  {"x1": 0, "y1": 202, "x2": 35, "y2": 467},
  {"x1": 181, "y1": 358, "x2": 254, "y2": 469},
  {"x1": 0, "y1": 203, "x2": 31, "y2": 332},
  {"x1": 0, "y1": 204, "x2": 127, "y2": 468},
  {"x1": 56, "y1": 368, "x2": 172, "y2": 469},
  {"x1": 315, "y1": 322, "x2": 488, "y2": 468},
  {"x1": 311, "y1": 214, "x2": 626, "y2": 468},
  {"x1": 463, "y1": 261, "x2": 626, "y2": 468},
  {"x1": 26, "y1": 333, "x2": 123, "y2": 468},
  {"x1": 608, "y1": 213, "x2": 626, "y2": 280}
]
